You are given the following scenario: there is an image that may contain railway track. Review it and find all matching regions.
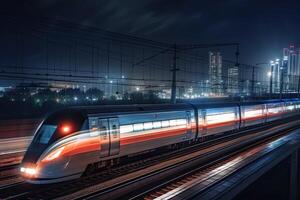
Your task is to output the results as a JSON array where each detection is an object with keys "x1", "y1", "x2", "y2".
[
  {"x1": 1, "y1": 118, "x2": 300, "y2": 200},
  {"x1": 130, "y1": 129, "x2": 298, "y2": 200},
  {"x1": 0, "y1": 164, "x2": 19, "y2": 180},
  {"x1": 75, "y1": 121, "x2": 300, "y2": 200},
  {"x1": 0, "y1": 137, "x2": 31, "y2": 170},
  {"x1": 0, "y1": 164, "x2": 24, "y2": 192}
]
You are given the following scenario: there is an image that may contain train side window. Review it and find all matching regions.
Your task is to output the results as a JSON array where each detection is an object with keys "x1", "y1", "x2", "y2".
[
  {"x1": 120, "y1": 125, "x2": 133, "y2": 133},
  {"x1": 153, "y1": 121, "x2": 162, "y2": 128},
  {"x1": 161, "y1": 120, "x2": 170, "y2": 127},
  {"x1": 133, "y1": 123, "x2": 143, "y2": 132},
  {"x1": 144, "y1": 122, "x2": 153, "y2": 130},
  {"x1": 170, "y1": 119, "x2": 177, "y2": 126},
  {"x1": 206, "y1": 112, "x2": 235, "y2": 125},
  {"x1": 176, "y1": 119, "x2": 187, "y2": 125},
  {"x1": 244, "y1": 108, "x2": 262, "y2": 118}
]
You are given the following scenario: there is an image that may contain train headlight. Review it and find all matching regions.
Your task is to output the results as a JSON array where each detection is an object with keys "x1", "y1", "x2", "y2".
[{"x1": 20, "y1": 167, "x2": 37, "y2": 175}]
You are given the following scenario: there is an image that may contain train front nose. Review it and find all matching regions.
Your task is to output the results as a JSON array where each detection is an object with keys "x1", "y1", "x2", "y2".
[{"x1": 20, "y1": 110, "x2": 86, "y2": 183}]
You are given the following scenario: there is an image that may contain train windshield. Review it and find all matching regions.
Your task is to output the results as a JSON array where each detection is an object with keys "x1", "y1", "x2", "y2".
[{"x1": 33, "y1": 125, "x2": 57, "y2": 144}]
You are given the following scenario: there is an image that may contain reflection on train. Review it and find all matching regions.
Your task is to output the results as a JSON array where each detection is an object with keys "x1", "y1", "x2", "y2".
[{"x1": 20, "y1": 98, "x2": 300, "y2": 183}]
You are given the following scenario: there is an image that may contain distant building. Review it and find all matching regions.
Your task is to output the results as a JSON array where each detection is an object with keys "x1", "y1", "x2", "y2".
[
  {"x1": 283, "y1": 45, "x2": 300, "y2": 91},
  {"x1": 227, "y1": 66, "x2": 239, "y2": 95},
  {"x1": 209, "y1": 52, "x2": 223, "y2": 95},
  {"x1": 271, "y1": 59, "x2": 281, "y2": 93},
  {"x1": 242, "y1": 80, "x2": 251, "y2": 95},
  {"x1": 198, "y1": 80, "x2": 210, "y2": 96}
]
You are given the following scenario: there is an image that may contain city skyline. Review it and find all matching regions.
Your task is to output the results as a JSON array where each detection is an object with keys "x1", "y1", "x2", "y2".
[
  {"x1": 0, "y1": 1, "x2": 300, "y2": 100},
  {"x1": 1, "y1": 44, "x2": 299, "y2": 99}
]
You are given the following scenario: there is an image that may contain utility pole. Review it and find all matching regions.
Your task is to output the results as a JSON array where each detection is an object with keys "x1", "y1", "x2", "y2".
[{"x1": 171, "y1": 44, "x2": 179, "y2": 104}]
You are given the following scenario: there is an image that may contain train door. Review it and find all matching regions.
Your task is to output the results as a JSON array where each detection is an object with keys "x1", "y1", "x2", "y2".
[
  {"x1": 186, "y1": 111, "x2": 192, "y2": 139},
  {"x1": 235, "y1": 107, "x2": 240, "y2": 129},
  {"x1": 108, "y1": 118, "x2": 120, "y2": 156},
  {"x1": 98, "y1": 119, "x2": 110, "y2": 157},
  {"x1": 202, "y1": 110, "x2": 207, "y2": 136},
  {"x1": 98, "y1": 118, "x2": 120, "y2": 157},
  {"x1": 263, "y1": 104, "x2": 267, "y2": 123}
]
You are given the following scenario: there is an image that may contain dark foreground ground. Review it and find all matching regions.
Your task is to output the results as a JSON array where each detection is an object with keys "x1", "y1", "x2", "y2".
[{"x1": 234, "y1": 154, "x2": 300, "y2": 200}]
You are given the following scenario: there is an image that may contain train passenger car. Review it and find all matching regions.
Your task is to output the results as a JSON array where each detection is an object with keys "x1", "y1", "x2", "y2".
[
  {"x1": 196, "y1": 103, "x2": 240, "y2": 137},
  {"x1": 117, "y1": 105, "x2": 196, "y2": 157},
  {"x1": 240, "y1": 101, "x2": 266, "y2": 127},
  {"x1": 265, "y1": 100, "x2": 285, "y2": 122}
]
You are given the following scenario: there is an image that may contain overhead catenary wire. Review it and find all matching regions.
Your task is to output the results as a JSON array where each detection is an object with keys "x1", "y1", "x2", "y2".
[{"x1": 0, "y1": 14, "x2": 277, "y2": 98}]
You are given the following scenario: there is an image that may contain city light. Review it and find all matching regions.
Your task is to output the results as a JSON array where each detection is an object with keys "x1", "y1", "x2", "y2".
[{"x1": 267, "y1": 71, "x2": 272, "y2": 77}]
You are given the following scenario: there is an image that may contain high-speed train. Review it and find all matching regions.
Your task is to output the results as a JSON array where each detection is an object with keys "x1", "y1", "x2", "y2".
[{"x1": 20, "y1": 98, "x2": 300, "y2": 183}]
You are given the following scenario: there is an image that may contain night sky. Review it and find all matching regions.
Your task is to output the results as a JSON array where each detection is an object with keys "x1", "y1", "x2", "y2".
[{"x1": 1, "y1": 0, "x2": 300, "y2": 65}]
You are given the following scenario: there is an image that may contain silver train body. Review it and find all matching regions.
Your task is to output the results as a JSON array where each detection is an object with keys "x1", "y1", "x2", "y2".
[{"x1": 20, "y1": 99, "x2": 300, "y2": 183}]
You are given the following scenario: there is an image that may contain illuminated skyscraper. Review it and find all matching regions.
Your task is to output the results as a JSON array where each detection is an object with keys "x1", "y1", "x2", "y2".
[
  {"x1": 227, "y1": 66, "x2": 239, "y2": 95},
  {"x1": 271, "y1": 59, "x2": 281, "y2": 93},
  {"x1": 209, "y1": 52, "x2": 222, "y2": 95},
  {"x1": 283, "y1": 45, "x2": 300, "y2": 91}
]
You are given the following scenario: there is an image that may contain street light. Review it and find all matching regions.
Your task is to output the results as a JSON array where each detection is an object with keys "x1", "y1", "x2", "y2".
[{"x1": 267, "y1": 71, "x2": 272, "y2": 77}]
